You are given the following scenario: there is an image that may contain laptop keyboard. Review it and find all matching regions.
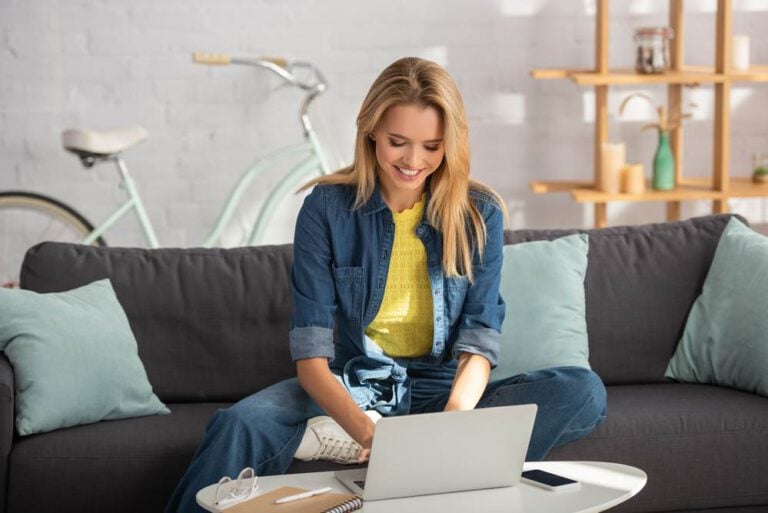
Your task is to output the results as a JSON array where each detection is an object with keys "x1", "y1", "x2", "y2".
[{"x1": 354, "y1": 480, "x2": 366, "y2": 489}]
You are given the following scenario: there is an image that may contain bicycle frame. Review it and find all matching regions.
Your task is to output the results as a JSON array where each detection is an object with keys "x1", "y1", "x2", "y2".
[
  {"x1": 82, "y1": 157, "x2": 159, "y2": 247},
  {"x1": 82, "y1": 126, "x2": 332, "y2": 248}
]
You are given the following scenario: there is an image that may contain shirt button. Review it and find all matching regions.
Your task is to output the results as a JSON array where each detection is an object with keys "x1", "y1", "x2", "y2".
[
  {"x1": 435, "y1": 289, "x2": 441, "y2": 296},
  {"x1": 436, "y1": 316, "x2": 442, "y2": 322}
]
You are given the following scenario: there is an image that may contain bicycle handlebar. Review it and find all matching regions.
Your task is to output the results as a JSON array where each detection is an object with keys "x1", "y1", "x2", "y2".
[
  {"x1": 192, "y1": 51, "x2": 327, "y2": 135},
  {"x1": 192, "y1": 52, "x2": 232, "y2": 65},
  {"x1": 191, "y1": 52, "x2": 325, "y2": 93}
]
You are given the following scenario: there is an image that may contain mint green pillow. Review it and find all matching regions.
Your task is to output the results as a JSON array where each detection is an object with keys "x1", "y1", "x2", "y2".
[
  {"x1": 666, "y1": 218, "x2": 768, "y2": 396},
  {"x1": 491, "y1": 234, "x2": 591, "y2": 382},
  {"x1": 0, "y1": 279, "x2": 169, "y2": 436}
]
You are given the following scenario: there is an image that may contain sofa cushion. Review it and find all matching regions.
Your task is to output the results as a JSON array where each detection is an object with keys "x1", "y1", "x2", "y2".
[
  {"x1": 6, "y1": 402, "x2": 229, "y2": 513},
  {"x1": 0, "y1": 279, "x2": 168, "y2": 436},
  {"x1": 505, "y1": 214, "x2": 741, "y2": 385},
  {"x1": 20, "y1": 244, "x2": 297, "y2": 403},
  {"x1": 666, "y1": 217, "x2": 768, "y2": 397},
  {"x1": 491, "y1": 233, "x2": 590, "y2": 382},
  {"x1": 547, "y1": 384, "x2": 768, "y2": 512}
]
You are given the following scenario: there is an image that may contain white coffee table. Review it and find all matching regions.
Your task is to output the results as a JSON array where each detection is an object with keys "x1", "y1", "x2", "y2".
[{"x1": 197, "y1": 460, "x2": 647, "y2": 513}]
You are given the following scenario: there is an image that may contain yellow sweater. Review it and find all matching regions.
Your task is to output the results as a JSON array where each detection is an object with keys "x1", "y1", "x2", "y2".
[{"x1": 365, "y1": 195, "x2": 433, "y2": 358}]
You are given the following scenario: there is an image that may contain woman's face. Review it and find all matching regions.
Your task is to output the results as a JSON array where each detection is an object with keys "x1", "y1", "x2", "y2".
[{"x1": 371, "y1": 103, "x2": 445, "y2": 211}]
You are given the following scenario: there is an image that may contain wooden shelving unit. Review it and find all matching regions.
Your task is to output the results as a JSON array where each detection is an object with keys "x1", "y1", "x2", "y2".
[{"x1": 530, "y1": 0, "x2": 767, "y2": 228}]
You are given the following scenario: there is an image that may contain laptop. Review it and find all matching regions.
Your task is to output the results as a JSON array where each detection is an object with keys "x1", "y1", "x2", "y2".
[{"x1": 335, "y1": 404, "x2": 537, "y2": 501}]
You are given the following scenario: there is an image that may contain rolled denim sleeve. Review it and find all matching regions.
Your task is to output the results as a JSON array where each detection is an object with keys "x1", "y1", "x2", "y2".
[
  {"x1": 451, "y1": 198, "x2": 505, "y2": 368},
  {"x1": 289, "y1": 186, "x2": 336, "y2": 361}
]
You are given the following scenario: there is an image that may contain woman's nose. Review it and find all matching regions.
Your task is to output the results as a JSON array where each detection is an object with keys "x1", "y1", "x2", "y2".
[{"x1": 403, "y1": 148, "x2": 423, "y2": 168}]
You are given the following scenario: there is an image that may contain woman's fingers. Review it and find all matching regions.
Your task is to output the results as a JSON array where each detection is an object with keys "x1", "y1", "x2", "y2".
[{"x1": 357, "y1": 448, "x2": 371, "y2": 463}]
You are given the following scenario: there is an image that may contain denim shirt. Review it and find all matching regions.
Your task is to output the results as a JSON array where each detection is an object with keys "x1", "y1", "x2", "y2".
[{"x1": 289, "y1": 181, "x2": 505, "y2": 415}]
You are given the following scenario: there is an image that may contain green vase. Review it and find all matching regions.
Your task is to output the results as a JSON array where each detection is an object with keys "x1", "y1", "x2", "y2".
[{"x1": 652, "y1": 131, "x2": 675, "y2": 190}]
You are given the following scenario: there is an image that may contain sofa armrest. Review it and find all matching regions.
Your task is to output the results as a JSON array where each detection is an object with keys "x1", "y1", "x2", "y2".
[{"x1": 0, "y1": 353, "x2": 14, "y2": 510}]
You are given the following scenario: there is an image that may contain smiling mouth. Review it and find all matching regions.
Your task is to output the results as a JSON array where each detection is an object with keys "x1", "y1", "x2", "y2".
[{"x1": 395, "y1": 166, "x2": 422, "y2": 177}]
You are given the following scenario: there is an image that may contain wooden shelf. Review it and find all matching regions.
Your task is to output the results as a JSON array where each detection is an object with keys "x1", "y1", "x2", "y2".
[
  {"x1": 668, "y1": 177, "x2": 768, "y2": 199},
  {"x1": 570, "y1": 181, "x2": 721, "y2": 203},
  {"x1": 527, "y1": 0, "x2": 764, "y2": 227},
  {"x1": 530, "y1": 177, "x2": 768, "y2": 203},
  {"x1": 532, "y1": 68, "x2": 723, "y2": 85},
  {"x1": 729, "y1": 65, "x2": 768, "y2": 82},
  {"x1": 725, "y1": 177, "x2": 768, "y2": 197},
  {"x1": 530, "y1": 180, "x2": 593, "y2": 194},
  {"x1": 531, "y1": 66, "x2": 768, "y2": 85}
]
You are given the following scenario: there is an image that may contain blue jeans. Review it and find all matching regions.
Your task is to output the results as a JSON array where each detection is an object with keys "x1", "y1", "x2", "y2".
[{"x1": 165, "y1": 366, "x2": 606, "y2": 513}]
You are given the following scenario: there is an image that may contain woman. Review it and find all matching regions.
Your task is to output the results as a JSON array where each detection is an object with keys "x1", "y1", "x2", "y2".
[{"x1": 166, "y1": 57, "x2": 606, "y2": 513}]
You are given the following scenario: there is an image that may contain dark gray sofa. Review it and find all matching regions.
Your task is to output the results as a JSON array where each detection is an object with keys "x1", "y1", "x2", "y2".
[{"x1": 2, "y1": 213, "x2": 767, "y2": 513}]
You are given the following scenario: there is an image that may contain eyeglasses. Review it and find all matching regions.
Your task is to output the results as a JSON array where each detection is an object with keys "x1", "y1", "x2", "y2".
[{"x1": 214, "y1": 467, "x2": 259, "y2": 508}]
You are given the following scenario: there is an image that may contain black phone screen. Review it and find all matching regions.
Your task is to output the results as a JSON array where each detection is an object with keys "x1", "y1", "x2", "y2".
[{"x1": 522, "y1": 469, "x2": 578, "y2": 487}]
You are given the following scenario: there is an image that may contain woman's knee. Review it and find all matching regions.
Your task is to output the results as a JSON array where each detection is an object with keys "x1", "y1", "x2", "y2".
[
  {"x1": 561, "y1": 367, "x2": 607, "y2": 427},
  {"x1": 544, "y1": 367, "x2": 607, "y2": 419},
  {"x1": 580, "y1": 369, "x2": 607, "y2": 413},
  {"x1": 208, "y1": 378, "x2": 316, "y2": 433},
  {"x1": 207, "y1": 404, "x2": 255, "y2": 436},
  {"x1": 549, "y1": 366, "x2": 603, "y2": 390}
]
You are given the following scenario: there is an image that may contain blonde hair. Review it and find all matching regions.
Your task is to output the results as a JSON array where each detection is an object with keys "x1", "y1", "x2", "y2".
[{"x1": 300, "y1": 57, "x2": 508, "y2": 281}]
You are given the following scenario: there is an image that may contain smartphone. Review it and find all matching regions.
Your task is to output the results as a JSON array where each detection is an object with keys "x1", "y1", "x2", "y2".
[{"x1": 521, "y1": 469, "x2": 581, "y2": 492}]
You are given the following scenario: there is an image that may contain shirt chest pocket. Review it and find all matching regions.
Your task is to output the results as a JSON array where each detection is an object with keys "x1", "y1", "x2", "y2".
[
  {"x1": 444, "y1": 275, "x2": 469, "y2": 326},
  {"x1": 332, "y1": 266, "x2": 364, "y2": 325}
]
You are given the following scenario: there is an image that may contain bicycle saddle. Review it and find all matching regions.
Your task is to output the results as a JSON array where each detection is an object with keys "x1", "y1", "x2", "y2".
[{"x1": 62, "y1": 125, "x2": 148, "y2": 156}]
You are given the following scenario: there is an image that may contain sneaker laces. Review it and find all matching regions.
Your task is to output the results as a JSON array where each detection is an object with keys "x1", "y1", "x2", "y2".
[{"x1": 317, "y1": 436, "x2": 362, "y2": 463}]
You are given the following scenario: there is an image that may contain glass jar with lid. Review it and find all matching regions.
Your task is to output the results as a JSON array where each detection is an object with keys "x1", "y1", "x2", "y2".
[{"x1": 634, "y1": 27, "x2": 675, "y2": 74}]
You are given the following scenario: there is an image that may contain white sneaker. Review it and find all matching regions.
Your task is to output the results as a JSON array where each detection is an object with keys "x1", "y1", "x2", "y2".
[{"x1": 294, "y1": 410, "x2": 382, "y2": 464}]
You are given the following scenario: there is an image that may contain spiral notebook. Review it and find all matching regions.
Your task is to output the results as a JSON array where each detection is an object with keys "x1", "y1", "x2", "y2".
[{"x1": 223, "y1": 486, "x2": 362, "y2": 513}]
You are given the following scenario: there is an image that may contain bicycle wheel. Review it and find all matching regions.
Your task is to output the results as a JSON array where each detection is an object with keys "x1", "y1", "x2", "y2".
[{"x1": 0, "y1": 191, "x2": 106, "y2": 288}]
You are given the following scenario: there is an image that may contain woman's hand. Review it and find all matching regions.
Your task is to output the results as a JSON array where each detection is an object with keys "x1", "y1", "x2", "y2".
[
  {"x1": 351, "y1": 411, "x2": 376, "y2": 462},
  {"x1": 296, "y1": 358, "x2": 376, "y2": 461},
  {"x1": 444, "y1": 352, "x2": 491, "y2": 412}
]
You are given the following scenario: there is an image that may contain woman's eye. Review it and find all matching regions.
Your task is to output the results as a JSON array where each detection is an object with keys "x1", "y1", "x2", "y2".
[
  {"x1": 389, "y1": 140, "x2": 405, "y2": 147},
  {"x1": 425, "y1": 146, "x2": 440, "y2": 152}
]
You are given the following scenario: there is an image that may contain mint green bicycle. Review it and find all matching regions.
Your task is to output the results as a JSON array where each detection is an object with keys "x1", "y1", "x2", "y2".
[{"x1": 0, "y1": 53, "x2": 332, "y2": 287}]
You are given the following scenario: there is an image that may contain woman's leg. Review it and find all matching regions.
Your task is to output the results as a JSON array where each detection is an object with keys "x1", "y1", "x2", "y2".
[
  {"x1": 409, "y1": 365, "x2": 606, "y2": 462},
  {"x1": 407, "y1": 361, "x2": 457, "y2": 414},
  {"x1": 164, "y1": 377, "x2": 325, "y2": 513},
  {"x1": 478, "y1": 366, "x2": 607, "y2": 461}
]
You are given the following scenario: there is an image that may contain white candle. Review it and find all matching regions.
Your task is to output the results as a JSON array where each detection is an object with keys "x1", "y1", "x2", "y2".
[
  {"x1": 600, "y1": 143, "x2": 625, "y2": 194},
  {"x1": 622, "y1": 163, "x2": 646, "y2": 194},
  {"x1": 732, "y1": 35, "x2": 750, "y2": 71}
]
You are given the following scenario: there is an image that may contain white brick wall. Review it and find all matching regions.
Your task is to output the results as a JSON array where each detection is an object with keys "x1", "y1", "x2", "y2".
[{"x1": 1, "y1": 0, "x2": 767, "y2": 247}]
